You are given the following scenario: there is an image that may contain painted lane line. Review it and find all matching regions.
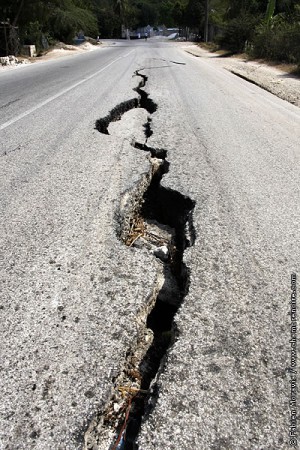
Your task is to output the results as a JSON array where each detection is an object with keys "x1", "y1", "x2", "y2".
[{"x1": 0, "y1": 50, "x2": 135, "y2": 131}]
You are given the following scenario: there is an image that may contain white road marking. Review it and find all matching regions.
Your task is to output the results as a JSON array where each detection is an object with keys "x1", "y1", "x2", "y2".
[{"x1": 0, "y1": 50, "x2": 135, "y2": 131}]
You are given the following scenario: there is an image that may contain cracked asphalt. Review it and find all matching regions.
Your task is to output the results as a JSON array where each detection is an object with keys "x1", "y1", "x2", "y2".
[{"x1": 1, "y1": 38, "x2": 300, "y2": 449}]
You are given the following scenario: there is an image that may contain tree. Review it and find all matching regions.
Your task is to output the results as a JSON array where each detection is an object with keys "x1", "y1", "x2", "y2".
[
  {"x1": 49, "y1": 0, "x2": 98, "y2": 42},
  {"x1": 159, "y1": 0, "x2": 178, "y2": 26},
  {"x1": 136, "y1": 1, "x2": 158, "y2": 27},
  {"x1": 0, "y1": 0, "x2": 98, "y2": 49},
  {"x1": 185, "y1": 0, "x2": 205, "y2": 32},
  {"x1": 172, "y1": 0, "x2": 187, "y2": 28},
  {"x1": 112, "y1": 0, "x2": 140, "y2": 32}
]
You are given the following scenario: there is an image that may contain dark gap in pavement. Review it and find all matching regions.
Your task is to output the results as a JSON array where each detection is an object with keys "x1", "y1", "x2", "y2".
[
  {"x1": 169, "y1": 60, "x2": 186, "y2": 65},
  {"x1": 95, "y1": 98, "x2": 139, "y2": 134},
  {"x1": 134, "y1": 142, "x2": 167, "y2": 160},
  {"x1": 150, "y1": 57, "x2": 186, "y2": 65},
  {"x1": 143, "y1": 118, "x2": 153, "y2": 139},
  {"x1": 95, "y1": 70, "x2": 157, "y2": 136},
  {"x1": 111, "y1": 151, "x2": 195, "y2": 450},
  {"x1": 88, "y1": 68, "x2": 195, "y2": 450},
  {"x1": 134, "y1": 70, "x2": 157, "y2": 115}
]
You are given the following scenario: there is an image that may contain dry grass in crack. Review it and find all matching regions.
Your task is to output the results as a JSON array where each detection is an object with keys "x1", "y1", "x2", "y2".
[
  {"x1": 125, "y1": 216, "x2": 146, "y2": 247},
  {"x1": 110, "y1": 387, "x2": 148, "y2": 450},
  {"x1": 103, "y1": 365, "x2": 149, "y2": 450},
  {"x1": 124, "y1": 216, "x2": 174, "y2": 252},
  {"x1": 103, "y1": 383, "x2": 141, "y2": 430}
]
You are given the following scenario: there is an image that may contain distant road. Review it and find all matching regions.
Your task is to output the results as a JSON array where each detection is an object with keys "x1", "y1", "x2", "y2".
[{"x1": 1, "y1": 39, "x2": 300, "y2": 450}]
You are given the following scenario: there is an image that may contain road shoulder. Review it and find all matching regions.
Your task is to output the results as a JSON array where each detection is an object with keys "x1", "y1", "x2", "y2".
[{"x1": 183, "y1": 43, "x2": 300, "y2": 108}]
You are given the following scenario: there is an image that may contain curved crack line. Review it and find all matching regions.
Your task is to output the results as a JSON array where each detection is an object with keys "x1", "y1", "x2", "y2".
[
  {"x1": 114, "y1": 146, "x2": 195, "y2": 450},
  {"x1": 87, "y1": 69, "x2": 196, "y2": 450},
  {"x1": 95, "y1": 70, "x2": 157, "y2": 135},
  {"x1": 149, "y1": 57, "x2": 186, "y2": 65},
  {"x1": 0, "y1": 98, "x2": 20, "y2": 109},
  {"x1": 95, "y1": 98, "x2": 139, "y2": 134}
]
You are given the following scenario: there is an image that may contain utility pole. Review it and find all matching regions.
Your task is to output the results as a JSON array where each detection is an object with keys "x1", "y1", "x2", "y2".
[{"x1": 204, "y1": 0, "x2": 209, "y2": 42}]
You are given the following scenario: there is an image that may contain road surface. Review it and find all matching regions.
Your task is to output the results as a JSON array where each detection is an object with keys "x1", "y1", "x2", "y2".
[{"x1": 0, "y1": 38, "x2": 299, "y2": 450}]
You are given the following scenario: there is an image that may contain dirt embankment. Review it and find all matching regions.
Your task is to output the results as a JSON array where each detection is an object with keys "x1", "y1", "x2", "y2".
[
  {"x1": 183, "y1": 44, "x2": 300, "y2": 108},
  {"x1": 0, "y1": 41, "x2": 101, "y2": 70}
]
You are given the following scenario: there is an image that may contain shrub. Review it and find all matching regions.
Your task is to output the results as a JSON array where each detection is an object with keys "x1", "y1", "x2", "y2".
[
  {"x1": 49, "y1": 4, "x2": 98, "y2": 43},
  {"x1": 216, "y1": 13, "x2": 260, "y2": 53},
  {"x1": 22, "y1": 21, "x2": 44, "y2": 52},
  {"x1": 251, "y1": 17, "x2": 300, "y2": 64}
]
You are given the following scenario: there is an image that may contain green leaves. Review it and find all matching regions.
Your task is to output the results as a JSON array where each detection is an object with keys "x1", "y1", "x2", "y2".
[
  {"x1": 1, "y1": 0, "x2": 299, "y2": 54},
  {"x1": 266, "y1": 0, "x2": 276, "y2": 23},
  {"x1": 49, "y1": 0, "x2": 98, "y2": 42}
]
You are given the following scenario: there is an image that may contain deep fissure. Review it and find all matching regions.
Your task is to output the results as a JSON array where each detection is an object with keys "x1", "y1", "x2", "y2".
[
  {"x1": 112, "y1": 153, "x2": 195, "y2": 450},
  {"x1": 95, "y1": 99, "x2": 139, "y2": 134},
  {"x1": 95, "y1": 70, "x2": 157, "y2": 136},
  {"x1": 91, "y1": 69, "x2": 195, "y2": 450},
  {"x1": 133, "y1": 142, "x2": 167, "y2": 160}
]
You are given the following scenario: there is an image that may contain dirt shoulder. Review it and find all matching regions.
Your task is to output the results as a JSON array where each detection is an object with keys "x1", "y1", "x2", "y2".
[
  {"x1": 183, "y1": 43, "x2": 300, "y2": 108},
  {"x1": 0, "y1": 42, "x2": 102, "y2": 71},
  {"x1": 36, "y1": 41, "x2": 101, "y2": 61}
]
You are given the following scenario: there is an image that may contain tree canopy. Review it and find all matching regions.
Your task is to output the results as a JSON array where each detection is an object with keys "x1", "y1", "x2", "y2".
[{"x1": 0, "y1": 0, "x2": 299, "y2": 65}]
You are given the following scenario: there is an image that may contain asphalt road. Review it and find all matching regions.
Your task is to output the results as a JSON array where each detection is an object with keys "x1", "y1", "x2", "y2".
[{"x1": 1, "y1": 38, "x2": 300, "y2": 450}]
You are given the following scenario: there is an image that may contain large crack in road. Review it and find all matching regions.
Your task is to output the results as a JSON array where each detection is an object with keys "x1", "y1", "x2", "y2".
[
  {"x1": 84, "y1": 69, "x2": 195, "y2": 450},
  {"x1": 95, "y1": 70, "x2": 157, "y2": 136}
]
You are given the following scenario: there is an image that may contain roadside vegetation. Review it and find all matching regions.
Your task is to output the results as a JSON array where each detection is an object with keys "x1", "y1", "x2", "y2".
[
  {"x1": 0, "y1": 0, "x2": 299, "y2": 66},
  {"x1": 211, "y1": 0, "x2": 300, "y2": 66}
]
